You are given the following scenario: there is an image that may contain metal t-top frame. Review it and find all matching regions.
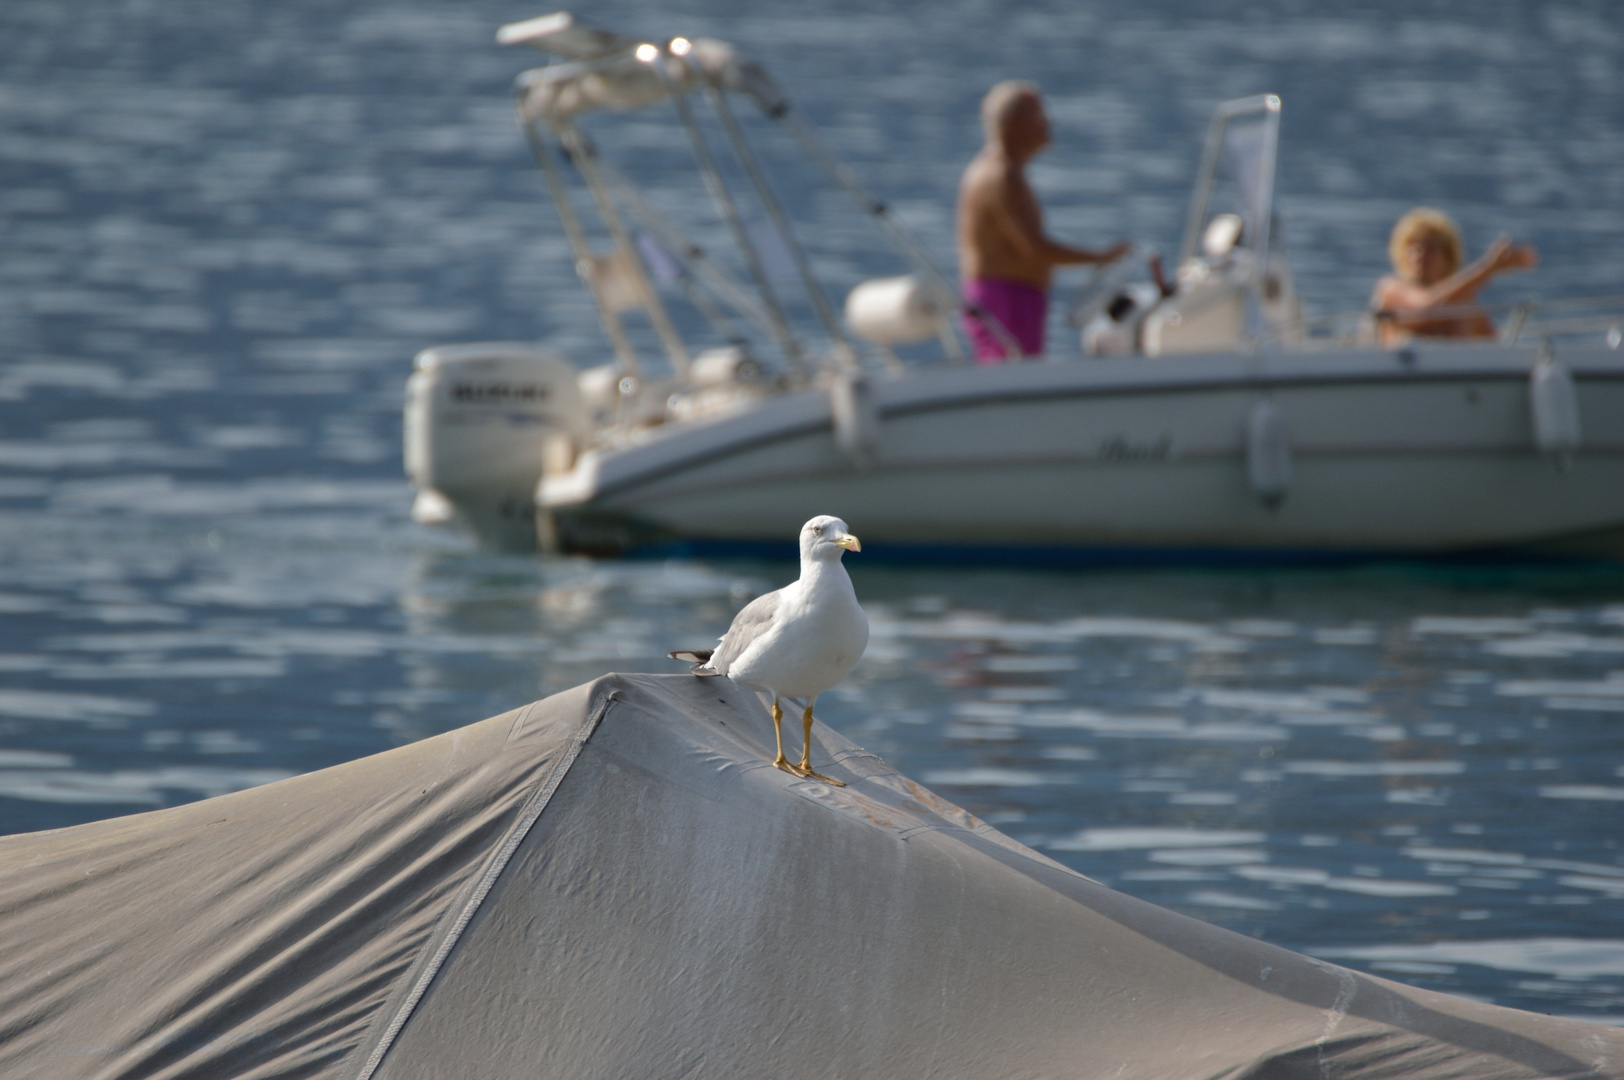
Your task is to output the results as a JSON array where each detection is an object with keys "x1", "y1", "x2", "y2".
[{"x1": 499, "y1": 12, "x2": 976, "y2": 379}]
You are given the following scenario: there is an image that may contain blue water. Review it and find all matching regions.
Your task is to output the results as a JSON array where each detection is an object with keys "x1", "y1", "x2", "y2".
[{"x1": 3, "y1": 0, "x2": 1623, "y2": 1023}]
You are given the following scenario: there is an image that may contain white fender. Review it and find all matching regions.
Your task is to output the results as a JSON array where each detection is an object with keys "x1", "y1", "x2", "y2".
[
  {"x1": 830, "y1": 370, "x2": 879, "y2": 470},
  {"x1": 1529, "y1": 353, "x2": 1581, "y2": 458},
  {"x1": 1246, "y1": 398, "x2": 1291, "y2": 506},
  {"x1": 844, "y1": 275, "x2": 951, "y2": 346}
]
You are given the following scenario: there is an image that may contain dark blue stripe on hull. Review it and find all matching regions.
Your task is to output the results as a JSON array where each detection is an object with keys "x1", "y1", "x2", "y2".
[{"x1": 621, "y1": 538, "x2": 1606, "y2": 570}]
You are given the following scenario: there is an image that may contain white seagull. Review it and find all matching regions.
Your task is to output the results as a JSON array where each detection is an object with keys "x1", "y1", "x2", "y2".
[{"x1": 671, "y1": 515, "x2": 868, "y2": 786}]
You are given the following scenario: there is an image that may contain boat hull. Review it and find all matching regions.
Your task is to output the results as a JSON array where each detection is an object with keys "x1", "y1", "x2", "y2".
[{"x1": 535, "y1": 343, "x2": 1624, "y2": 561}]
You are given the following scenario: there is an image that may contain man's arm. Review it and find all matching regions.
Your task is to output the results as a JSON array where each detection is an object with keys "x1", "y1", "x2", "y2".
[{"x1": 991, "y1": 166, "x2": 1129, "y2": 269}]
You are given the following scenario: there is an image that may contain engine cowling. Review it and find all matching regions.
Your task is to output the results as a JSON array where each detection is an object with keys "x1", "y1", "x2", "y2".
[{"x1": 404, "y1": 342, "x2": 585, "y2": 548}]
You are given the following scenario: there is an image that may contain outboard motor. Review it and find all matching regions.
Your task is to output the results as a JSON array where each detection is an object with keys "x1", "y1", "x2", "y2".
[{"x1": 403, "y1": 342, "x2": 585, "y2": 549}]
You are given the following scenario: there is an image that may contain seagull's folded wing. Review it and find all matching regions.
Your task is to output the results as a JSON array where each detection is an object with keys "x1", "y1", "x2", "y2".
[{"x1": 706, "y1": 588, "x2": 781, "y2": 675}]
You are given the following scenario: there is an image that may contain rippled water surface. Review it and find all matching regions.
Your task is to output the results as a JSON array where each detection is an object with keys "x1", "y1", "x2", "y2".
[{"x1": 3, "y1": 0, "x2": 1623, "y2": 1023}]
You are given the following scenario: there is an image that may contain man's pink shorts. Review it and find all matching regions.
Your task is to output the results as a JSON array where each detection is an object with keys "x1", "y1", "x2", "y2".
[{"x1": 961, "y1": 277, "x2": 1046, "y2": 362}]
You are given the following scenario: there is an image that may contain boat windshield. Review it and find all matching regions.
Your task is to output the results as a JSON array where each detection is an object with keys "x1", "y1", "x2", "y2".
[{"x1": 1178, "y1": 95, "x2": 1281, "y2": 277}]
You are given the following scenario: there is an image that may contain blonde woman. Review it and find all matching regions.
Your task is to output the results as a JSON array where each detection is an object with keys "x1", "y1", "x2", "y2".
[{"x1": 1370, "y1": 207, "x2": 1537, "y2": 345}]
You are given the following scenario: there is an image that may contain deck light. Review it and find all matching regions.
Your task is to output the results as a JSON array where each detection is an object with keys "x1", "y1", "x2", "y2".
[
  {"x1": 670, "y1": 37, "x2": 692, "y2": 56},
  {"x1": 634, "y1": 43, "x2": 659, "y2": 62}
]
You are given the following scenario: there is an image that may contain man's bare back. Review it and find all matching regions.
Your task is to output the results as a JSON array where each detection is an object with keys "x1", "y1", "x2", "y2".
[{"x1": 958, "y1": 152, "x2": 1054, "y2": 289}]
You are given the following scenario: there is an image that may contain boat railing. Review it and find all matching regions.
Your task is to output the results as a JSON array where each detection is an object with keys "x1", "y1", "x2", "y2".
[
  {"x1": 1248, "y1": 295, "x2": 1624, "y2": 351},
  {"x1": 1497, "y1": 295, "x2": 1624, "y2": 347}
]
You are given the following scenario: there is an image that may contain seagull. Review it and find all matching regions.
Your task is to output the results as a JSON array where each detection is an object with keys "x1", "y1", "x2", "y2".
[{"x1": 670, "y1": 515, "x2": 868, "y2": 786}]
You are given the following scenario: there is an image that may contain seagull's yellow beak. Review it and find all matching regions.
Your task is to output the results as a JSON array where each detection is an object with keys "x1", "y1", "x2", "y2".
[{"x1": 835, "y1": 532, "x2": 861, "y2": 552}]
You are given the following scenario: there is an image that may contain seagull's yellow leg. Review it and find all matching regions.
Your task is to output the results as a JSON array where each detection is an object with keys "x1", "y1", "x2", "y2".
[
  {"x1": 772, "y1": 698, "x2": 808, "y2": 777},
  {"x1": 797, "y1": 701, "x2": 846, "y2": 787}
]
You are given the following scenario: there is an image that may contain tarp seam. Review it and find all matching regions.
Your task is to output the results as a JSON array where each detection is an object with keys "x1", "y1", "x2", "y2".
[{"x1": 348, "y1": 687, "x2": 618, "y2": 1080}]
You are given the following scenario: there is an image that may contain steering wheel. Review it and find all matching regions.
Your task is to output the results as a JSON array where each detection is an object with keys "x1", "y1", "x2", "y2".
[{"x1": 1065, "y1": 247, "x2": 1142, "y2": 328}]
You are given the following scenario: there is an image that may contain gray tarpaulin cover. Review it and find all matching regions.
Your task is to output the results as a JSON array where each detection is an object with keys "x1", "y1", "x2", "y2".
[{"x1": 3, "y1": 673, "x2": 1621, "y2": 1079}]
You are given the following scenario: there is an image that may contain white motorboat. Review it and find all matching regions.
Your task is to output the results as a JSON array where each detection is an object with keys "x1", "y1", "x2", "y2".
[{"x1": 403, "y1": 12, "x2": 1624, "y2": 562}]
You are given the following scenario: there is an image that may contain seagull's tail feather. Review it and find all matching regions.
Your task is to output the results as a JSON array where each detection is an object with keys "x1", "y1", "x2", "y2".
[
  {"x1": 668, "y1": 649, "x2": 721, "y2": 676},
  {"x1": 668, "y1": 650, "x2": 712, "y2": 663}
]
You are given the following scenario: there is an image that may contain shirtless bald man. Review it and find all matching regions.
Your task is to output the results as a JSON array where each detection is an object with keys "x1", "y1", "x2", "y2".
[{"x1": 957, "y1": 81, "x2": 1130, "y2": 361}]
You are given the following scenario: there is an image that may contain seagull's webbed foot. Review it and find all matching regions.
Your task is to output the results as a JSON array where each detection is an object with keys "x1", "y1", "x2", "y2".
[
  {"x1": 797, "y1": 702, "x2": 847, "y2": 787},
  {"x1": 799, "y1": 766, "x2": 846, "y2": 787},
  {"x1": 774, "y1": 755, "x2": 811, "y2": 779}
]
